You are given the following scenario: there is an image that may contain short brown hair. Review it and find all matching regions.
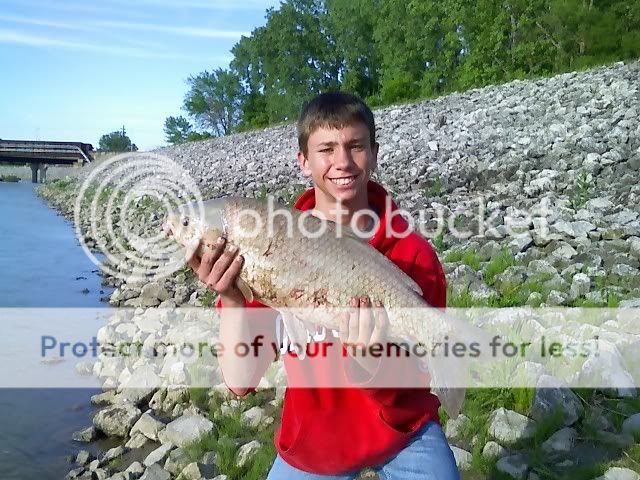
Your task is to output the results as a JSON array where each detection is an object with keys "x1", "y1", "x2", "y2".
[{"x1": 297, "y1": 92, "x2": 376, "y2": 156}]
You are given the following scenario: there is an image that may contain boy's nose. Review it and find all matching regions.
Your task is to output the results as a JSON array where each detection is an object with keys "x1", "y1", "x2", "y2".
[{"x1": 332, "y1": 145, "x2": 353, "y2": 169}]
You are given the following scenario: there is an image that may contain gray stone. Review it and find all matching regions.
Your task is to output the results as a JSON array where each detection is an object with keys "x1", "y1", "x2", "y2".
[
  {"x1": 178, "y1": 462, "x2": 216, "y2": 480},
  {"x1": 597, "y1": 467, "x2": 640, "y2": 480},
  {"x1": 241, "y1": 406, "x2": 268, "y2": 428},
  {"x1": 569, "y1": 272, "x2": 591, "y2": 300},
  {"x1": 125, "y1": 461, "x2": 145, "y2": 479},
  {"x1": 450, "y1": 446, "x2": 472, "y2": 471},
  {"x1": 444, "y1": 414, "x2": 470, "y2": 445},
  {"x1": 622, "y1": 413, "x2": 640, "y2": 436},
  {"x1": 482, "y1": 440, "x2": 508, "y2": 460},
  {"x1": 130, "y1": 412, "x2": 165, "y2": 441},
  {"x1": 139, "y1": 464, "x2": 170, "y2": 480},
  {"x1": 488, "y1": 408, "x2": 536, "y2": 444},
  {"x1": 162, "y1": 414, "x2": 214, "y2": 447},
  {"x1": 496, "y1": 453, "x2": 529, "y2": 479},
  {"x1": 93, "y1": 404, "x2": 142, "y2": 437},
  {"x1": 144, "y1": 442, "x2": 174, "y2": 467},
  {"x1": 531, "y1": 375, "x2": 584, "y2": 426},
  {"x1": 163, "y1": 447, "x2": 191, "y2": 476},
  {"x1": 541, "y1": 427, "x2": 577, "y2": 452},
  {"x1": 76, "y1": 450, "x2": 94, "y2": 466},
  {"x1": 72, "y1": 426, "x2": 98, "y2": 442},
  {"x1": 236, "y1": 440, "x2": 261, "y2": 468},
  {"x1": 126, "y1": 432, "x2": 150, "y2": 449},
  {"x1": 100, "y1": 445, "x2": 128, "y2": 465}
]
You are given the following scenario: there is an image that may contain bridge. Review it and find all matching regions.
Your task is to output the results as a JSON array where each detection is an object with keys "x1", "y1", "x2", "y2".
[{"x1": 0, "y1": 140, "x2": 94, "y2": 183}]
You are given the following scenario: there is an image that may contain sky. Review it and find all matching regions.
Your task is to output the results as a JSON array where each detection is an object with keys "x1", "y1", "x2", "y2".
[{"x1": 0, "y1": 0, "x2": 281, "y2": 150}]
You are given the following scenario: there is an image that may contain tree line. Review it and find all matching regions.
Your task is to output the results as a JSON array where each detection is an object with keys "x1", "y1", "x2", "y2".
[{"x1": 164, "y1": 0, "x2": 640, "y2": 144}]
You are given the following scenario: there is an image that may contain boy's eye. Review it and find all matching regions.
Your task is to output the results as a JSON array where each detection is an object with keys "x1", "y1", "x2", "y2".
[
  {"x1": 319, "y1": 148, "x2": 332, "y2": 153},
  {"x1": 352, "y1": 144, "x2": 364, "y2": 151}
]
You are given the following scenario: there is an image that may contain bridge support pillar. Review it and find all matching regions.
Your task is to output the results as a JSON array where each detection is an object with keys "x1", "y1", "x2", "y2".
[
  {"x1": 31, "y1": 163, "x2": 38, "y2": 183},
  {"x1": 38, "y1": 164, "x2": 48, "y2": 183}
]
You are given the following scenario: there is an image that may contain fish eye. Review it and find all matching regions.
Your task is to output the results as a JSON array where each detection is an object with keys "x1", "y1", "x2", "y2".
[{"x1": 182, "y1": 217, "x2": 190, "y2": 227}]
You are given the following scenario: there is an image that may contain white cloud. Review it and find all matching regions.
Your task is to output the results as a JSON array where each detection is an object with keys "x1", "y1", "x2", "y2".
[{"x1": 94, "y1": 20, "x2": 248, "y2": 39}]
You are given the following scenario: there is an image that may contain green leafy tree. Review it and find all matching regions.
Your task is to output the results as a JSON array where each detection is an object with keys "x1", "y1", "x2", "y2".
[
  {"x1": 98, "y1": 126, "x2": 138, "y2": 152},
  {"x1": 184, "y1": 68, "x2": 242, "y2": 137},
  {"x1": 164, "y1": 116, "x2": 193, "y2": 145}
]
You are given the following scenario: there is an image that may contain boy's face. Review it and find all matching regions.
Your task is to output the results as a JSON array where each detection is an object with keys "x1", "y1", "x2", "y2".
[{"x1": 297, "y1": 122, "x2": 379, "y2": 205}]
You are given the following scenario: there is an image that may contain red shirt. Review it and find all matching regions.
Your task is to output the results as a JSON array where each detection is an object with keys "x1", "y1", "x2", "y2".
[{"x1": 219, "y1": 181, "x2": 447, "y2": 474}]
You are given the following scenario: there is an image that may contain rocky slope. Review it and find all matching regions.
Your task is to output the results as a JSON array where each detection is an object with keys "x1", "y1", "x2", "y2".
[{"x1": 38, "y1": 59, "x2": 640, "y2": 480}]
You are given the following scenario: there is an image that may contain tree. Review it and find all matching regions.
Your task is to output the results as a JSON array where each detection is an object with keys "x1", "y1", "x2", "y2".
[
  {"x1": 98, "y1": 126, "x2": 138, "y2": 152},
  {"x1": 183, "y1": 69, "x2": 242, "y2": 137},
  {"x1": 164, "y1": 116, "x2": 192, "y2": 144}
]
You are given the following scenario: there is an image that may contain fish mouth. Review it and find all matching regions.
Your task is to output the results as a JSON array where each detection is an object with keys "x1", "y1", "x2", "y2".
[{"x1": 328, "y1": 174, "x2": 358, "y2": 186}]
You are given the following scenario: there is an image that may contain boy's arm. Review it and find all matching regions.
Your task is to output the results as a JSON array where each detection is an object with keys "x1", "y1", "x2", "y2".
[{"x1": 343, "y1": 248, "x2": 447, "y2": 431}]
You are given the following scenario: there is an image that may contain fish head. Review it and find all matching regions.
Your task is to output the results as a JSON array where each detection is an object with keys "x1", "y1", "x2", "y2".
[{"x1": 162, "y1": 198, "x2": 227, "y2": 249}]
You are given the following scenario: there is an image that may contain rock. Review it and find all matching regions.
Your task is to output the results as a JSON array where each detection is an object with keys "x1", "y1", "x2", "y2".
[
  {"x1": 91, "y1": 391, "x2": 117, "y2": 406},
  {"x1": 596, "y1": 467, "x2": 640, "y2": 480},
  {"x1": 130, "y1": 412, "x2": 165, "y2": 441},
  {"x1": 144, "y1": 442, "x2": 174, "y2": 467},
  {"x1": 512, "y1": 362, "x2": 545, "y2": 387},
  {"x1": 482, "y1": 440, "x2": 508, "y2": 459},
  {"x1": 178, "y1": 462, "x2": 216, "y2": 480},
  {"x1": 125, "y1": 461, "x2": 145, "y2": 479},
  {"x1": 444, "y1": 414, "x2": 470, "y2": 445},
  {"x1": 450, "y1": 446, "x2": 472, "y2": 471},
  {"x1": 126, "y1": 432, "x2": 150, "y2": 449},
  {"x1": 75, "y1": 450, "x2": 94, "y2": 466},
  {"x1": 236, "y1": 440, "x2": 261, "y2": 468},
  {"x1": 569, "y1": 272, "x2": 591, "y2": 300},
  {"x1": 100, "y1": 445, "x2": 128, "y2": 465},
  {"x1": 622, "y1": 413, "x2": 640, "y2": 436},
  {"x1": 494, "y1": 266, "x2": 527, "y2": 294},
  {"x1": 72, "y1": 426, "x2": 98, "y2": 442},
  {"x1": 594, "y1": 431, "x2": 634, "y2": 449},
  {"x1": 531, "y1": 375, "x2": 583, "y2": 426},
  {"x1": 541, "y1": 427, "x2": 577, "y2": 452},
  {"x1": 93, "y1": 404, "x2": 142, "y2": 437},
  {"x1": 496, "y1": 453, "x2": 529, "y2": 479},
  {"x1": 546, "y1": 290, "x2": 568, "y2": 306},
  {"x1": 241, "y1": 406, "x2": 268, "y2": 428},
  {"x1": 139, "y1": 464, "x2": 170, "y2": 480},
  {"x1": 164, "y1": 447, "x2": 192, "y2": 475},
  {"x1": 579, "y1": 341, "x2": 636, "y2": 397},
  {"x1": 162, "y1": 414, "x2": 214, "y2": 447},
  {"x1": 140, "y1": 282, "x2": 169, "y2": 306},
  {"x1": 488, "y1": 408, "x2": 536, "y2": 444}
]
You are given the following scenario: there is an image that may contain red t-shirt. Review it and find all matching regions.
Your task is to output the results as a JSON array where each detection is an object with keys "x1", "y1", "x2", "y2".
[{"x1": 218, "y1": 181, "x2": 448, "y2": 474}]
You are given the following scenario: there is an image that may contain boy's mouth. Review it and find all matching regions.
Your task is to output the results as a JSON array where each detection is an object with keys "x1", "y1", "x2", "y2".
[{"x1": 329, "y1": 175, "x2": 357, "y2": 186}]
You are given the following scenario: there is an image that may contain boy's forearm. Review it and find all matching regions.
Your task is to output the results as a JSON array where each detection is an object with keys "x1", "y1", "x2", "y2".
[{"x1": 218, "y1": 295, "x2": 274, "y2": 395}]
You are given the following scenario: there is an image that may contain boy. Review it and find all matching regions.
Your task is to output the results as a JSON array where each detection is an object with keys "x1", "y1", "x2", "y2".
[{"x1": 188, "y1": 92, "x2": 459, "y2": 479}]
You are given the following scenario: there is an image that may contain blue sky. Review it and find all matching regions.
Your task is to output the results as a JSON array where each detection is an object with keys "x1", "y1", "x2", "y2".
[{"x1": 0, "y1": 0, "x2": 281, "y2": 150}]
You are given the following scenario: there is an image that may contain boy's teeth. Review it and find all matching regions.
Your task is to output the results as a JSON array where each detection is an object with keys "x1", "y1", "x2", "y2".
[{"x1": 331, "y1": 176, "x2": 355, "y2": 185}]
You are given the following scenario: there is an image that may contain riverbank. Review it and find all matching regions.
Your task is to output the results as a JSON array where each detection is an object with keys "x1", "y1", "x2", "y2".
[{"x1": 38, "y1": 59, "x2": 640, "y2": 480}]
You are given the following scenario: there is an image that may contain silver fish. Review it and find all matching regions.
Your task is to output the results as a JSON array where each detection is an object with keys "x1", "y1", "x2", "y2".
[{"x1": 164, "y1": 196, "x2": 481, "y2": 418}]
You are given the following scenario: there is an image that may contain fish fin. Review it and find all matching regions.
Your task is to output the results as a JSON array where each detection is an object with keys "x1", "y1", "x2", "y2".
[
  {"x1": 184, "y1": 238, "x2": 200, "y2": 262},
  {"x1": 280, "y1": 311, "x2": 309, "y2": 360},
  {"x1": 428, "y1": 354, "x2": 467, "y2": 419},
  {"x1": 236, "y1": 278, "x2": 254, "y2": 303}
]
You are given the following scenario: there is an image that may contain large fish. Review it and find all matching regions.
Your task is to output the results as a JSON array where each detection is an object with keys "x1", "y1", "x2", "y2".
[{"x1": 164, "y1": 196, "x2": 479, "y2": 418}]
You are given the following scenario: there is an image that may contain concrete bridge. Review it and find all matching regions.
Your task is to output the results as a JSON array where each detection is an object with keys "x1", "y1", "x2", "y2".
[{"x1": 0, "y1": 140, "x2": 94, "y2": 183}]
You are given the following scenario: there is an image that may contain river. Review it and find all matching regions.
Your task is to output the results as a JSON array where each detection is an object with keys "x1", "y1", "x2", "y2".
[{"x1": 0, "y1": 182, "x2": 113, "y2": 479}]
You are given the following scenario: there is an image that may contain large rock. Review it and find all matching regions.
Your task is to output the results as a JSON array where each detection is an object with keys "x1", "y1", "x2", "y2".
[
  {"x1": 130, "y1": 412, "x2": 165, "y2": 441},
  {"x1": 236, "y1": 440, "x2": 261, "y2": 468},
  {"x1": 541, "y1": 427, "x2": 577, "y2": 453},
  {"x1": 143, "y1": 442, "x2": 174, "y2": 467},
  {"x1": 622, "y1": 413, "x2": 640, "y2": 436},
  {"x1": 450, "y1": 446, "x2": 472, "y2": 471},
  {"x1": 531, "y1": 375, "x2": 583, "y2": 426},
  {"x1": 93, "y1": 404, "x2": 141, "y2": 437},
  {"x1": 487, "y1": 408, "x2": 536, "y2": 444},
  {"x1": 139, "y1": 464, "x2": 170, "y2": 480},
  {"x1": 496, "y1": 453, "x2": 529, "y2": 479},
  {"x1": 161, "y1": 414, "x2": 214, "y2": 447},
  {"x1": 596, "y1": 467, "x2": 640, "y2": 480}
]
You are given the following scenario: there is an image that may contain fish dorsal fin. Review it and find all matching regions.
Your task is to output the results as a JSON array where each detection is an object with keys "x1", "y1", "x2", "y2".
[{"x1": 279, "y1": 310, "x2": 309, "y2": 360}]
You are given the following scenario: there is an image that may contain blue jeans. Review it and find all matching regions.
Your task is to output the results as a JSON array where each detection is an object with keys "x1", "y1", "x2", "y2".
[{"x1": 266, "y1": 421, "x2": 460, "y2": 480}]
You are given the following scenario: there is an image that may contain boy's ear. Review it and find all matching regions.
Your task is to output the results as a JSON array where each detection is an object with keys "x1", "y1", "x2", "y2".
[{"x1": 297, "y1": 151, "x2": 312, "y2": 177}]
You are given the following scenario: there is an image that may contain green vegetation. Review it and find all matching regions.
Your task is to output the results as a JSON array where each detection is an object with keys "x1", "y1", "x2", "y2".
[
  {"x1": 199, "y1": 289, "x2": 218, "y2": 308},
  {"x1": 422, "y1": 176, "x2": 443, "y2": 198},
  {"x1": 444, "y1": 249, "x2": 482, "y2": 271},
  {"x1": 164, "y1": 115, "x2": 213, "y2": 145},
  {"x1": 570, "y1": 170, "x2": 593, "y2": 210},
  {"x1": 166, "y1": 0, "x2": 640, "y2": 138},
  {"x1": 0, "y1": 174, "x2": 20, "y2": 182},
  {"x1": 484, "y1": 249, "x2": 517, "y2": 286},
  {"x1": 98, "y1": 126, "x2": 138, "y2": 152}
]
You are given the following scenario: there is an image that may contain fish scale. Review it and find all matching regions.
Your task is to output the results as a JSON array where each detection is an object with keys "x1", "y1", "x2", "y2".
[{"x1": 165, "y1": 196, "x2": 474, "y2": 418}]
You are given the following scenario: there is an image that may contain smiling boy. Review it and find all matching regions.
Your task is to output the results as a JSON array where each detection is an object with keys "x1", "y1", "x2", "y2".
[{"x1": 189, "y1": 92, "x2": 459, "y2": 479}]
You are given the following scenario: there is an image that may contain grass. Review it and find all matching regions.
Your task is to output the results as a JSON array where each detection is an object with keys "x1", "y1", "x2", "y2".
[
  {"x1": 0, "y1": 174, "x2": 20, "y2": 182},
  {"x1": 183, "y1": 390, "x2": 279, "y2": 480},
  {"x1": 483, "y1": 249, "x2": 517, "y2": 286},
  {"x1": 422, "y1": 176, "x2": 443, "y2": 198},
  {"x1": 199, "y1": 289, "x2": 217, "y2": 308},
  {"x1": 569, "y1": 170, "x2": 593, "y2": 210},
  {"x1": 444, "y1": 249, "x2": 482, "y2": 271}
]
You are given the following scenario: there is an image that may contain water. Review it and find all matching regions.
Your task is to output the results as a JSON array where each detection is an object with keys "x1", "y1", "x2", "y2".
[{"x1": 0, "y1": 182, "x2": 112, "y2": 479}]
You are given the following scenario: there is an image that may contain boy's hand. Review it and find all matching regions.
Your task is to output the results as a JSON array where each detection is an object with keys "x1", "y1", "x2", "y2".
[
  {"x1": 187, "y1": 236, "x2": 245, "y2": 305},
  {"x1": 339, "y1": 296, "x2": 389, "y2": 358}
]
